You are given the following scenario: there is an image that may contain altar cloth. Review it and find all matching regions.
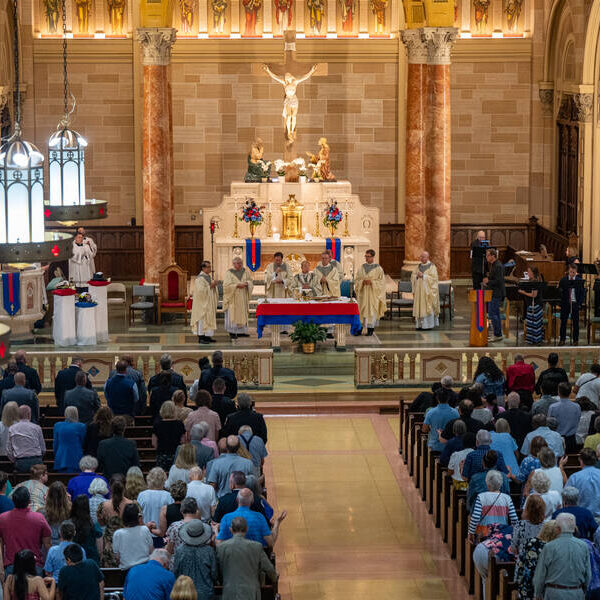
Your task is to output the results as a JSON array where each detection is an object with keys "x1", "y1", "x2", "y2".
[{"x1": 255, "y1": 298, "x2": 361, "y2": 338}]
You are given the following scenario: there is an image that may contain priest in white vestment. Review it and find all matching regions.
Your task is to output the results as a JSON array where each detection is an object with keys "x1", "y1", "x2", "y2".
[
  {"x1": 223, "y1": 257, "x2": 254, "y2": 339},
  {"x1": 264, "y1": 252, "x2": 291, "y2": 298},
  {"x1": 314, "y1": 252, "x2": 341, "y2": 297},
  {"x1": 290, "y1": 261, "x2": 317, "y2": 297},
  {"x1": 69, "y1": 232, "x2": 95, "y2": 287},
  {"x1": 411, "y1": 251, "x2": 440, "y2": 330},
  {"x1": 190, "y1": 260, "x2": 219, "y2": 344},
  {"x1": 77, "y1": 226, "x2": 98, "y2": 275},
  {"x1": 354, "y1": 249, "x2": 387, "y2": 336},
  {"x1": 324, "y1": 249, "x2": 344, "y2": 279}
]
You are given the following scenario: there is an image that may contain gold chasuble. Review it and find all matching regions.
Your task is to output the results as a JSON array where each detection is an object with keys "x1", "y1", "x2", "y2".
[
  {"x1": 314, "y1": 263, "x2": 341, "y2": 297},
  {"x1": 290, "y1": 271, "x2": 317, "y2": 296},
  {"x1": 411, "y1": 262, "x2": 440, "y2": 330},
  {"x1": 190, "y1": 272, "x2": 218, "y2": 335},
  {"x1": 355, "y1": 263, "x2": 386, "y2": 327},
  {"x1": 223, "y1": 267, "x2": 254, "y2": 332},
  {"x1": 264, "y1": 262, "x2": 292, "y2": 298}
]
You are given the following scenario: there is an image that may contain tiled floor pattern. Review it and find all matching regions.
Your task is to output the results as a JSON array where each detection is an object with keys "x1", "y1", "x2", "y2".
[{"x1": 263, "y1": 415, "x2": 468, "y2": 600}]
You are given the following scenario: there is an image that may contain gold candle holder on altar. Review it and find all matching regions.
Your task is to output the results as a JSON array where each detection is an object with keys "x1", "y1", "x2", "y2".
[
  {"x1": 314, "y1": 204, "x2": 321, "y2": 237},
  {"x1": 267, "y1": 211, "x2": 273, "y2": 237},
  {"x1": 344, "y1": 211, "x2": 350, "y2": 236},
  {"x1": 233, "y1": 212, "x2": 239, "y2": 238},
  {"x1": 281, "y1": 194, "x2": 304, "y2": 239}
]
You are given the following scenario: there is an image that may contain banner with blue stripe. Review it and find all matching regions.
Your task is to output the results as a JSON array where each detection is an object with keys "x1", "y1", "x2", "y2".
[
  {"x1": 2, "y1": 272, "x2": 20, "y2": 316},
  {"x1": 245, "y1": 238, "x2": 261, "y2": 272},
  {"x1": 325, "y1": 237, "x2": 341, "y2": 261}
]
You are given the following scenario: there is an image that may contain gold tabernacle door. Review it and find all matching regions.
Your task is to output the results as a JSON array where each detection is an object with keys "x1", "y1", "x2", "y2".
[{"x1": 281, "y1": 194, "x2": 304, "y2": 239}]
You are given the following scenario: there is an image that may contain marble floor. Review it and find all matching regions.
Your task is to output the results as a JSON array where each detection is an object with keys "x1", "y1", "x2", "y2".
[{"x1": 263, "y1": 414, "x2": 468, "y2": 600}]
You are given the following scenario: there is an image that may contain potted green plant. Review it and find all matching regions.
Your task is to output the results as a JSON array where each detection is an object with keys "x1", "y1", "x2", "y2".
[{"x1": 289, "y1": 320, "x2": 327, "y2": 354}]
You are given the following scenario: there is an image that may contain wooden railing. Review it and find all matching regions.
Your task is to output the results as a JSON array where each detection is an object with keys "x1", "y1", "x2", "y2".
[
  {"x1": 24, "y1": 350, "x2": 273, "y2": 390},
  {"x1": 355, "y1": 346, "x2": 600, "y2": 387}
]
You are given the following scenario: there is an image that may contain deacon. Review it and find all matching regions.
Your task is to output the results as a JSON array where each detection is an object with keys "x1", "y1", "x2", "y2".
[
  {"x1": 69, "y1": 231, "x2": 95, "y2": 288},
  {"x1": 314, "y1": 251, "x2": 341, "y2": 297},
  {"x1": 264, "y1": 252, "x2": 291, "y2": 298},
  {"x1": 411, "y1": 251, "x2": 440, "y2": 330},
  {"x1": 223, "y1": 256, "x2": 254, "y2": 340},
  {"x1": 354, "y1": 249, "x2": 386, "y2": 336},
  {"x1": 190, "y1": 260, "x2": 219, "y2": 345},
  {"x1": 290, "y1": 261, "x2": 317, "y2": 296}
]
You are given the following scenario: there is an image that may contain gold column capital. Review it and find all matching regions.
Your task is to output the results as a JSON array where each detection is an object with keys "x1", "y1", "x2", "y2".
[{"x1": 136, "y1": 27, "x2": 177, "y2": 66}]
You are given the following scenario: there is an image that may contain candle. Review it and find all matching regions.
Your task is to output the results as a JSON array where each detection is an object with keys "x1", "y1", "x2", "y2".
[{"x1": 273, "y1": 233, "x2": 281, "y2": 241}]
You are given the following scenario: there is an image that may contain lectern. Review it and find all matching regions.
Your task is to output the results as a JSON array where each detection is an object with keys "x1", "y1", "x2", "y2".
[{"x1": 469, "y1": 289, "x2": 492, "y2": 347}]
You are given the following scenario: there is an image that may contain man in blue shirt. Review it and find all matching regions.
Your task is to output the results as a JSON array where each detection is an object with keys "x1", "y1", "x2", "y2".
[
  {"x1": 0, "y1": 472, "x2": 13, "y2": 514},
  {"x1": 548, "y1": 382, "x2": 581, "y2": 453},
  {"x1": 104, "y1": 360, "x2": 138, "y2": 418},
  {"x1": 217, "y1": 488, "x2": 286, "y2": 548},
  {"x1": 462, "y1": 430, "x2": 508, "y2": 481},
  {"x1": 123, "y1": 549, "x2": 175, "y2": 600},
  {"x1": 566, "y1": 448, "x2": 600, "y2": 519},
  {"x1": 520, "y1": 413, "x2": 565, "y2": 457},
  {"x1": 44, "y1": 521, "x2": 87, "y2": 582},
  {"x1": 552, "y1": 486, "x2": 598, "y2": 540},
  {"x1": 422, "y1": 390, "x2": 459, "y2": 452}
]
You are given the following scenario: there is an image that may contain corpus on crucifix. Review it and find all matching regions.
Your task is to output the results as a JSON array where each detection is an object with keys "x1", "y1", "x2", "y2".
[{"x1": 263, "y1": 30, "x2": 326, "y2": 161}]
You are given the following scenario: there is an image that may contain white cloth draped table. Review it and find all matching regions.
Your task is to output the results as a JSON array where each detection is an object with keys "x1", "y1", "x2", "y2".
[
  {"x1": 52, "y1": 290, "x2": 77, "y2": 347},
  {"x1": 88, "y1": 280, "x2": 110, "y2": 343},
  {"x1": 75, "y1": 303, "x2": 97, "y2": 346}
]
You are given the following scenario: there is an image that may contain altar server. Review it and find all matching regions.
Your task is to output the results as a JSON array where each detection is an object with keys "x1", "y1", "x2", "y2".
[
  {"x1": 411, "y1": 251, "x2": 440, "y2": 330},
  {"x1": 264, "y1": 252, "x2": 291, "y2": 298},
  {"x1": 354, "y1": 249, "x2": 386, "y2": 336},
  {"x1": 190, "y1": 260, "x2": 219, "y2": 345},
  {"x1": 314, "y1": 251, "x2": 341, "y2": 297},
  {"x1": 69, "y1": 232, "x2": 95, "y2": 288},
  {"x1": 76, "y1": 226, "x2": 98, "y2": 275},
  {"x1": 290, "y1": 261, "x2": 317, "y2": 297},
  {"x1": 223, "y1": 257, "x2": 254, "y2": 340}
]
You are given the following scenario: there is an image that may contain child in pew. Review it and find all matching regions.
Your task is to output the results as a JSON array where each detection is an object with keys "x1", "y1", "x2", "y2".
[
  {"x1": 44, "y1": 520, "x2": 87, "y2": 582},
  {"x1": 44, "y1": 520, "x2": 86, "y2": 583}
]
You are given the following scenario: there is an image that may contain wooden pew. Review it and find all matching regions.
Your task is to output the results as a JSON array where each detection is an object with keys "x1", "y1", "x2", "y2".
[
  {"x1": 499, "y1": 568, "x2": 517, "y2": 600},
  {"x1": 486, "y1": 555, "x2": 515, "y2": 600}
]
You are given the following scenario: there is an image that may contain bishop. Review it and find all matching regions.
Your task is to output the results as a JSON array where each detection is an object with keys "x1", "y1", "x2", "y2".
[{"x1": 290, "y1": 260, "x2": 317, "y2": 296}]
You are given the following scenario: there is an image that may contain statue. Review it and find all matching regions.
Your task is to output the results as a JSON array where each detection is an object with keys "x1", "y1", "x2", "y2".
[
  {"x1": 75, "y1": 0, "x2": 92, "y2": 33},
  {"x1": 504, "y1": 0, "x2": 522, "y2": 32},
  {"x1": 339, "y1": 0, "x2": 355, "y2": 33},
  {"x1": 244, "y1": 138, "x2": 272, "y2": 182},
  {"x1": 306, "y1": 137, "x2": 335, "y2": 181},
  {"x1": 369, "y1": 0, "x2": 388, "y2": 34},
  {"x1": 211, "y1": 0, "x2": 227, "y2": 33},
  {"x1": 179, "y1": 0, "x2": 194, "y2": 32},
  {"x1": 264, "y1": 64, "x2": 317, "y2": 147},
  {"x1": 242, "y1": 0, "x2": 262, "y2": 36},
  {"x1": 107, "y1": 0, "x2": 125, "y2": 34},
  {"x1": 307, "y1": 0, "x2": 324, "y2": 34},
  {"x1": 473, "y1": 0, "x2": 490, "y2": 32},
  {"x1": 274, "y1": 0, "x2": 293, "y2": 34},
  {"x1": 43, "y1": 0, "x2": 60, "y2": 33}
]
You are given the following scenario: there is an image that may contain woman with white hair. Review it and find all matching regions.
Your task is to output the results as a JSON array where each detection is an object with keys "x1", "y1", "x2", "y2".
[
  {"x1": 137, "y1": 467, "x2": 173, "y2": 548},
  {"x1": 53, "y1": 406, "x2": 86, "y2": 472},
  {"x1": 88, "y1": 477, "x2": 110, "y2": 526},
  {"x1": 531, "y1": 447, "x2": 567, "y2": 494},
  {"x1": 529, "y1": 470, "x2": 562, "y2": 518},
  {"x1": 469, "y1": 470, "x2": 519, "y2": 597}
]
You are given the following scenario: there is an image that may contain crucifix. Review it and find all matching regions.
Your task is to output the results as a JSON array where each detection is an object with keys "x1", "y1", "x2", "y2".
[{"x1": 263, "y1": 30, "x2": 327, "y2": 161}]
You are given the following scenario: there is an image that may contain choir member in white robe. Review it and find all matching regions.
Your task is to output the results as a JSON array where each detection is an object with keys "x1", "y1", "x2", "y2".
[
  {"x1": 76, "y1": 226, "x2": 98, "y2": 275},
  {"x1": 190, "y1": 260, "x2": 219, "y2": 344},
  {"x1": 264, "y1": 252, "x2": 291, "y2": 298},
  {"x1": 223, "y1": 257, "x2": 254, "y2": 339},
  {"x1": 411, "y1": 251, "x2": 440, "y2": 330},
  {"x1": 290, "y1": 261, "x2": 317, "y2": 297},
  {"x1": 69, "y1": 232, "x2": 95, "y2": 287},
  {"x1": 354, "y1": 249, "x2": 387, "y2": 336}
]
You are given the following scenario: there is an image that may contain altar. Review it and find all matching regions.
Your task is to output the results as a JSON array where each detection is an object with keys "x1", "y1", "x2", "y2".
[{"x1": 203, "y1": 181, "x2": 380, "y2": 280}]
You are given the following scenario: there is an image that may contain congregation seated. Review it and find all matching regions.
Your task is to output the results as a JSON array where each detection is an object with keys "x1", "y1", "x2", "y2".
[
  {"x1": 63, "y1": 370, "x2": 100, "y2": 425},
  {"x1": 221, "y1": 393, "x2": 268, "y2": 444},
  {"x1": 54, "y1": 357, "x2": 91, "y2": 414},
  {"x1": 53, "y1": 407, "x2": 85, "y2": 473},
  {"x1": 1, "y1": 372, "x2": 40, "y2": 424},
  {"x1": 148, "y1": 354, "x2": 187, "y2": 400}
]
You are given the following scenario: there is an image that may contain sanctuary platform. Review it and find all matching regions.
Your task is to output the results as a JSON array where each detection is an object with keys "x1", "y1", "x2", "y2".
[{"x1": 203, "y1": 181, "x2": 379, "y2": 279}]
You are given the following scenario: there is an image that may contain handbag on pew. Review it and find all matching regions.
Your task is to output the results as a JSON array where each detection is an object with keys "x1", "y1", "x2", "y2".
[{"x1": 474, "y1": 492, "x2": 502, "y2": 543}]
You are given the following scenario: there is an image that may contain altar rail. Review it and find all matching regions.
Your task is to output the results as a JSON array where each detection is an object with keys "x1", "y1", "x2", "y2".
[
  {"x1": 24, "y1": 350, "x2": 273, "y2": 390},
  {"x1": 354, "y1": 346, "x2": 600, "y2": 387}
]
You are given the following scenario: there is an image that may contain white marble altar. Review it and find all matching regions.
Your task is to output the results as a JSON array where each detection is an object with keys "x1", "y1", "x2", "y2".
[
  {"x1": 203, "y1": 181, "x2": 380, "y2": 280},
  {"x1": 0, "y1": 267, "x2": 46, "y2": 339}
]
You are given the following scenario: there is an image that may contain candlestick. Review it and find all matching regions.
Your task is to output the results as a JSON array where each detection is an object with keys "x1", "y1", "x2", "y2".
[
  {"x1": 344, "y1": 211, "x2": 350, "y2": 237},
  {"x1": 315, "y1": 203, "x2": 321, "y2": 238},
  {"x1": 233, "y1": 212, "x2": 239, "y2": 238},
  {"x1": 267, "y1": 211, "x2": 273, "y2": 237}
]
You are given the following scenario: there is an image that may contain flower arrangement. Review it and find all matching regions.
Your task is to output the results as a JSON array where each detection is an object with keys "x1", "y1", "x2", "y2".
[
  {"x1": 323, "y1": 201, "x2": 343, "y2": 234},
  {"x1": 274, "y1": 159, "x2": 287, "y2": 177},
  {"x1": 76, "y1": 291, "x2": 97, "y2": 306},
  {"x1": 292, "y1": 157, "x2": 306, "y2": 175},
  {"x1": 240, "y1": 199, "x2": 264, "y2": 225}
]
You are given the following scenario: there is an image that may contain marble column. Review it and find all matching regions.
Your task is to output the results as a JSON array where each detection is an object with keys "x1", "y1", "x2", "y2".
[
  {"x1": 400, "y1": 30, "x2": 428, "y2": 277},
  {"x1": 422, "y1": 27, "x2": 457, "y2": 282},
  {"x1": 136, "y1": 27, "x2": 177, "y2": 282}
]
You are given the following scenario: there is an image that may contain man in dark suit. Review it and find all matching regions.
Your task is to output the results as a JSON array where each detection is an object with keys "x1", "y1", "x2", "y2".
[
  {"x1": 64, "y1": 371, "x2": 101, "y2": 424},
  {"x1": 9, "y1": 350, "x2": 41, "y2": 395},
  {"x1": 0, "y1": 361, "x2": 18, "y2": 397},
  {"x1": 1, "y1": 372, "x2": 40, "y2": 423},
  {"x1": 559, "y1": 263, "x2": 585, "y2": 345},
  {"x1": 54, "y1": 357, "x2": 91, "y2": 414},
  {"x1": 470, "y1": 230, "x2": 488, "y2": 289},
  {"x1": 199, "y1": 351, "x2": 238, "y2": 400},
  {"x1": 148, "y1": 354, "x2": 186, "y2": 399},
  {"x1": 211, "y1": 377, "x2": 236, "y2": 426},
  {"x1": 97, "y1": 416, "x2": 140, "y2": 479},
  {"x1": 108, "y1": 355, "x2": 147, "y2": 415},
  {"x1": 483, "y1": 248, "x2": 506, "y2": 342},
  {"x1": 222, "y1": 393, "x2": 267, "y2": 443}
]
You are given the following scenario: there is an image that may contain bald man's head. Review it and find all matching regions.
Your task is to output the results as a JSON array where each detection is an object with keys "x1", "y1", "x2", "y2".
[
  {"x1": 18, "y1": 405, "x2": 31, "y2": 421},
  {"x1": 237, "y1": 487, "x2": 254, "y2": 507},
  {"x1": 226, "y1": 435, "x2": 240, "y2": 453},
  {"x1": 14, "y1": 350, "x2": 26, "y2": 363},
  {"x1": 14, "y1": 372, "x2": 26, "y2": 387},
  {"x1": 477, "y1": 230, "x2": 485, "y2": 241}
]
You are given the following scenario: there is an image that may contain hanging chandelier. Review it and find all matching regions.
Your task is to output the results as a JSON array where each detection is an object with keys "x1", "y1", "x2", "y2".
[{"x1": 44, "y1": 0, "x2": 107, "y2": 223}]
